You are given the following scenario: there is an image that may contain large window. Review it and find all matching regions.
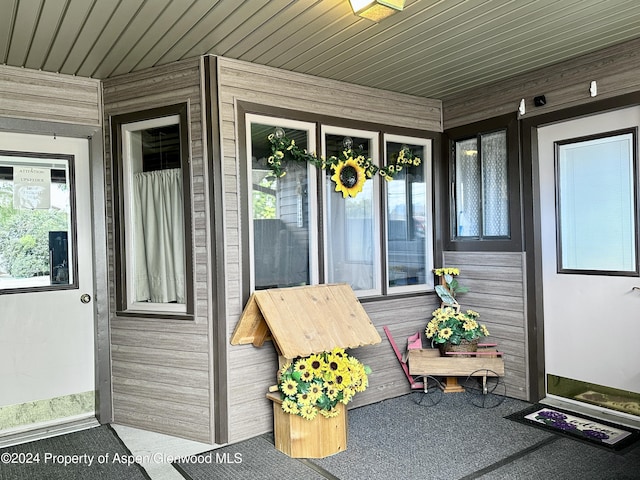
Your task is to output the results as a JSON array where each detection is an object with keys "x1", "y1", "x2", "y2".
[
  {"x1": 323, "y1": 127, "x2": 380, "y2": 295},
  {"x1": 385, "y1": 135, "x2": 433, "y2": 293},
  {"x1": 245, "y1": 114, "x2": 434, "y2": 298},
  {"x1": 111, "y1": 104, "x2": 193, "y2": 316},
  {"x1": 0, "y1": 152, "x2": 76, "y2": 293},
  {"x1": 246, "y1": 115, "x2": 318, "y2": 291}
]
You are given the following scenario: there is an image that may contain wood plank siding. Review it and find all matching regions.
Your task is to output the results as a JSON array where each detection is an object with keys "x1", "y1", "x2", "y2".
[
  {"x1": 216, "y1": 56, "x2": 443, "y2": 442},
  {"x1": 443, "y1": 37, "x2": 640, "y2": 129},
  {"x1": 0, "y1": 65, "x2": 101, "y2": 127},
  {"x1": 443, "y1": 252, "x2": 528, "y2": 400},
  {"x1": 102, "y1": 58, "x2": 213, "y2": 444}
]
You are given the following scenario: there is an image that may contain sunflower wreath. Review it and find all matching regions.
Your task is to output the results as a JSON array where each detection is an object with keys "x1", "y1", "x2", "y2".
[{"x1": 266, "y1": 131, "x2": 422, "y2": 198}]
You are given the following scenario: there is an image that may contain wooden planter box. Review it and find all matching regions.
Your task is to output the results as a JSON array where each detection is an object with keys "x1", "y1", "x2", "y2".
[
  {"x1": 232, "y1": 284, "x2": 381, "y2": 459},
  {"x1": 267, "y1": 392, "x2": 347, "y2": 458}
]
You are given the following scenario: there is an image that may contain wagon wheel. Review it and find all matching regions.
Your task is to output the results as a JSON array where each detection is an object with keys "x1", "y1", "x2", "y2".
[
  {"x1": 463, "y1": 369, "x2": 505, "y2": 408},
  {"x1": 411, "y1": 375, "x2": 444, "y2": 407}
]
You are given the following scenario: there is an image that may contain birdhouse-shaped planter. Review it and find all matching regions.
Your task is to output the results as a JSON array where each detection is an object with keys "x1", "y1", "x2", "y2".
[{"x1": 231, "y1": 284, "x2": 381, "y2": 458}]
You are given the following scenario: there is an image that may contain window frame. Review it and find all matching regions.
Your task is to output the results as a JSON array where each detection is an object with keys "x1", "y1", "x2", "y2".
[
  {"x1": 0, "y1": 150, "x2": 78, "y2": 295},
  {"x1": 110, "y1": 103, "x2": 194, "y2": 318},
  {"x1": 554, "y1": 127, "x2": 639, "y2": 276},
  {"x1": 384, "y1": 134, "x2": 434, "y2": 295},
  {"x1": 245, "y1": 114, "x2": 320, "y2": 292},
  {"x1": 444, "y1": 113, "x2": 522, "y2": 252},
  {"x1": 239, "y1": 103, "x2": 438, "y2": 301},
  {"x1": 321, "y1": 125, "x2": 382, "y2": 297}
]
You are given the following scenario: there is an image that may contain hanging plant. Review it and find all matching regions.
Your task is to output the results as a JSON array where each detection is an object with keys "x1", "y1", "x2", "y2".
[{"x1": 266, "y1": 130, "x2": 421, "y2": 197}]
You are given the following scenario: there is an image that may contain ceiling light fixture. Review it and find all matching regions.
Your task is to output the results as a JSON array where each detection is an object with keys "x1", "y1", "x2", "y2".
[{"x1": 349, "y1": 0, "x2": 405, "y2": 22}]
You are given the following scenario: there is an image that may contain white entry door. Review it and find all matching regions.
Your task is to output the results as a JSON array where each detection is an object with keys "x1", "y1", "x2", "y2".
[
  {"x1": 537, "y1": 107, "x2": 640, "y2": 411},
  {"x1": 0, "y1": 132, "x2": 95, "y2": 433}
]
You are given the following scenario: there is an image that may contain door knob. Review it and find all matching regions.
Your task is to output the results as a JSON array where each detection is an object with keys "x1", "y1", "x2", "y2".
[{"x1": 80, "y1": 293, "x2": 92, "y2": 304}]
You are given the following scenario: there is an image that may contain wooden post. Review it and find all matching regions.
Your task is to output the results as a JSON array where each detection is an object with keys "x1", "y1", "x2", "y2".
[{"x1": 443, "y1": 376, "x2": 465, "y2": 393}]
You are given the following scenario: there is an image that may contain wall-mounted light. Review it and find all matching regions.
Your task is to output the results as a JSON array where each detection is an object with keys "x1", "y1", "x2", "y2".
[
  {"x1": 349, "y1": 0, "x2": 405, "y2": 22},
  {"x1": 518, "y1": 98, "x2": 526, "y2": 116}
]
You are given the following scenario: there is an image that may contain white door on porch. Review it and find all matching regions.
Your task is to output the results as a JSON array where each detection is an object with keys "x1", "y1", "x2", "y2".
[
  {"x1": 0, "y1": 132, "x2": 95, "y2": 434},
  {"x1": 537, "y1": 107, "x2": 640, "y2": 415}
]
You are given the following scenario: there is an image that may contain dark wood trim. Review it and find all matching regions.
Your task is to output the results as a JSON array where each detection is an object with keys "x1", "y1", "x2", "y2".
[
  {"x1": 521, "y1": 90, "x2": 640, "y2": 402},
  {"x1": 109, "y1": 103, "x2": 195, "y2": 318},
  {"x1": 442, "y1": 112, "x2": 522, "y2": 252},
  {"x1": 203, "y1": 55, "x2": 229, "y2": 445}
]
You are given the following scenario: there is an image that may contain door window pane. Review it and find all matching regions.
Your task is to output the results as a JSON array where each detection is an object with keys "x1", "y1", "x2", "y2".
[
  {"x1": 386, "y1": 137, "x2": 432, "y2": 291},
  {"x1": 324, "y1": 130, "x2": 379, "y2": 294},
  {"x1": 0, "y1": 152, "x2": 74, "y2": 292},
  {"x1": 249, "y1": 120, "x2": 315, "y2": 290},
  {"x1": 556, "y1": 131, "x2": 637, "y2": 273}
]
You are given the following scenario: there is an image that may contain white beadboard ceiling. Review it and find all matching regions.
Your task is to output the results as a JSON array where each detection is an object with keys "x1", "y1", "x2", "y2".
[{"x1": 1, "y1": 0, "x2": 640, "y2": 99}]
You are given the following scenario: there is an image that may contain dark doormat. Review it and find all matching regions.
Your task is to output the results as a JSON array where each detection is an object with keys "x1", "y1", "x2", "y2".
[
  {"x1": 505, "y1": 404, "x2": 640, "y2": 452},
  {"x1": 0, "y1": 425, "x2": 151, "y2": 480}
]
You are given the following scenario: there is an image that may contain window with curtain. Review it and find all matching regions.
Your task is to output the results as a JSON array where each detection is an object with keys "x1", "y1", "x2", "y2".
[
  {"x1": 556, "y1": 130, "x2": 637, "y2": 274},
  {"x1": 385, "y1": 135, "x2": 433, "y2": 293},
  {"x1": 247, "y1": 116, "x2": 317, "y2": 291},
  {"x1": 453, "y1": 130, "x2": 509, "y2": 239},
  {"x1": 111, "y1": 104, "x2": 192, "y2": 316}
]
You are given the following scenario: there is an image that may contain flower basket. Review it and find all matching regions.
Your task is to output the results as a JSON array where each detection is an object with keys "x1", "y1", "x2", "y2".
[{"x1": 438, "y1": 338, "x2": 479, "y2": 357}]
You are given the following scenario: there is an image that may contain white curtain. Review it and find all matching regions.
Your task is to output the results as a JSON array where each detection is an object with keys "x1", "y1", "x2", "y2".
[{"x1": 133, "y1": 168, "x2": 185, "y2": 303}]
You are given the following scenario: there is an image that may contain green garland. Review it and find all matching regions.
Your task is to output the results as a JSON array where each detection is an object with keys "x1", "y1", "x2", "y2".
[{"x1": 266, "y1": 132, "x2": 421, "y2": 181}]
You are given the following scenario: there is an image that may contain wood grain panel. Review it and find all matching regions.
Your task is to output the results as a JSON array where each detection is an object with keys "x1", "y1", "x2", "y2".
[
  {"x1": 443, "y1": 251, "x2": 528, "y2": 400},
  {"x1": 103, "y1": 58, "x2": 212, "y2": 443},
  {"x1": 111, "y1": 360, "x2": 209, "y2": 389},
  {"x1": 113, "y1": 392, "x2": 211, "y2": 444},
  {"x1": 112, "y1": 376, "x2": 209, "y2": 407},
  {"x1": 0, "y1": 65, "x2": 101, "y2": 126},
  {"x1": 218, "y1": 58, "x2": 442, "y2": 132},
  {"x1": 443, "y1": 37, "x2": 640, "y2": 128}
]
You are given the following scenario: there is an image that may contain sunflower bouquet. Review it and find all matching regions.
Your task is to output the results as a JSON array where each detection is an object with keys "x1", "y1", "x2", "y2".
[
  {"x1": 425, "y1": 306, "x2": 489, "y2": 345},
  {"x1": 277, "y1": 347, "x2": 371, "y2": 420}
]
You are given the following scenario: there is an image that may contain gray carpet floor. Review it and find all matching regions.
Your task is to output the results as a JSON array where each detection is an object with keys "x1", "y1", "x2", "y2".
[
  {"x1": 0, "y1": 425, "x2": 150, "y2": 480},
  {"x1": 176, "y1": 393, "x2": 640, "y2": 480}
]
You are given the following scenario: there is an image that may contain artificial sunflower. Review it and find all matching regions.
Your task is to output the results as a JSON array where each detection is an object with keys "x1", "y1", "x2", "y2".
[
  {"x1": 276, "y1": 349, "x2": 372, "y2": 420},
  {"x1": 331, "y1": 158, "x2": 367, "y2": 198}
]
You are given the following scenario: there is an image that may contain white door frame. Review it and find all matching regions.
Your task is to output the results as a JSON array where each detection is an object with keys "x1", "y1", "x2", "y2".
[{"x1": 0, "y1": 118, "x2": 111, "y2": 441}]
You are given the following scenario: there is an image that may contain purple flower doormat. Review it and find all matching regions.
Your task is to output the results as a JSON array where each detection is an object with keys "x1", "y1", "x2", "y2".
[{"x1": 506, "y1": 404, "x2": 640, "y2": 452}]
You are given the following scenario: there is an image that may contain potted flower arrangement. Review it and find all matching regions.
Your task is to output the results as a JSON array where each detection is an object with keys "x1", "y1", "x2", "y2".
[
  {"x1": 428, "y1": 267, "x2": 489, "y2": 354},
  {"x1": 277, "y1": 347, "x2": 371, "y2": 420},
  {"x1": 425, "y1": 306, "x2": 490, "y2": 354}
]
